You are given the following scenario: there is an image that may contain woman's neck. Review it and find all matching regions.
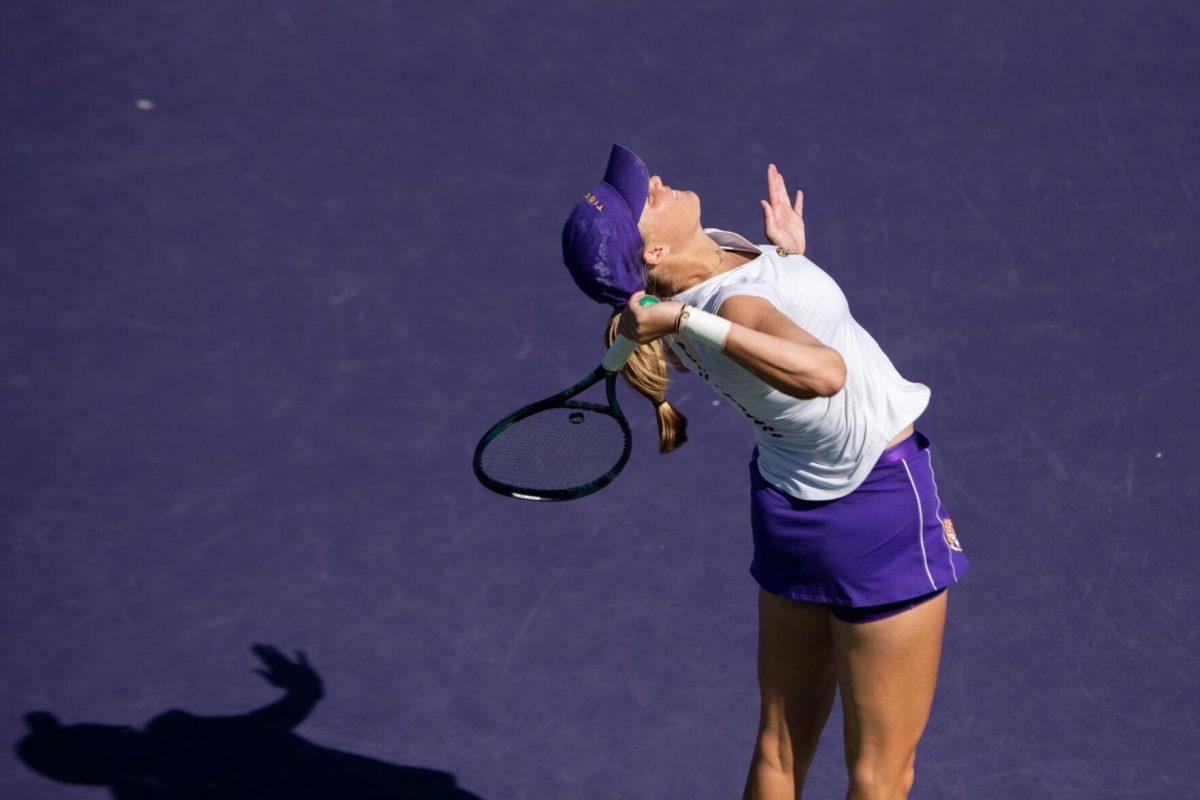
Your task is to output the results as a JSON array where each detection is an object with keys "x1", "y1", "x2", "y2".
[
  {"x1": 646, "y1": 232, "x2": 760, "y2": 297},
  {"x1": 674, "y1": 248, "x2": 758, "y2": 294}
]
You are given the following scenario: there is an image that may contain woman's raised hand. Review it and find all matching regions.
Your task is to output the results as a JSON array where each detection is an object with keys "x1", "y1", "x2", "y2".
[{"x1": 760, "y1": 163, "x2": 806, "y2": 255}]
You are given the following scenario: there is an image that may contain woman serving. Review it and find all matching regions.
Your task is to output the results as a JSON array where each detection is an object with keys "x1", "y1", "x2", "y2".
[{"x1": 561, "y1": 144, "x2": 969, "y2": 800}]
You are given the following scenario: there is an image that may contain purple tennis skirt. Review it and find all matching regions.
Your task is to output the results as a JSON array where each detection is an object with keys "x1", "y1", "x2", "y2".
[{"x1": 749, "y1": 429, "x2": 968, "y2": 621}]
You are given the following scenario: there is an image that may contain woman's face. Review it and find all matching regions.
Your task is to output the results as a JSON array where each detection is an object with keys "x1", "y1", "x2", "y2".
[{"x1": 638, "y1": 174, "x2": 700, "y2": 262}]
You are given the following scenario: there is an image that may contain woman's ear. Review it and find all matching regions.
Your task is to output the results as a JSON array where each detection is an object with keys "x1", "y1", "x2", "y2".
[{"x1": 642, "y1": 241, "x2": 667, "y2": 266}]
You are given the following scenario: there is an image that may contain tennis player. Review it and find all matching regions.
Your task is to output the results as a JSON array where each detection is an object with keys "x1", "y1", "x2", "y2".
[{"x1": 561, "y1": 144, "x2": 968, "y2": 800}]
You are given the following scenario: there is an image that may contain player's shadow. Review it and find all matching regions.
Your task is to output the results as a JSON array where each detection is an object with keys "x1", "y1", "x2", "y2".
[{"x1": 14, "y1": 643, "x2": 485, "y2": 799}]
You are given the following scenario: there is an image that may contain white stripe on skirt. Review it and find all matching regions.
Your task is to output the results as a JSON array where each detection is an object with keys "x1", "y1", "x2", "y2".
[
  {"x1": 926, "y1": 449, "x2": 958, "y2": 581},
  {"x1": 901, "y1": 456, "x2": 938, "y2": 591}
]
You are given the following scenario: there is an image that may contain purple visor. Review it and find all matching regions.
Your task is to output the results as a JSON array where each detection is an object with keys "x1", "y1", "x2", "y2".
[{"x1": 561, "y1": 143, "x2": 650, "y2": 308}]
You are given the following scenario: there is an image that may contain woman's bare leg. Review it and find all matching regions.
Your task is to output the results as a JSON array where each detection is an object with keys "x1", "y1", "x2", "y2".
[
  {"x1": 833, "y1": 589, "x2": 948, "y2": 800},
  {"x1": 742, "y1": 588, "x2": 838, "y2": 800}
]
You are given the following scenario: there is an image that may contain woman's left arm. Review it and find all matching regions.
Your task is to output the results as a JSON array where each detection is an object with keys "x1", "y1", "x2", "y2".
[{"x1": 760, "y1": 163, "x2": 805, "y2": 255}]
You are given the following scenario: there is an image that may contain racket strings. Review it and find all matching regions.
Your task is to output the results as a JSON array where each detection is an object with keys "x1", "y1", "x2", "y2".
[{"x1": 478, "y1": 406, "x2": 628, "y2": 491}]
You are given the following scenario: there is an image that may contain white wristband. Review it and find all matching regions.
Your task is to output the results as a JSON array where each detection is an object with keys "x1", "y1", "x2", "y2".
[{"x1": 678, "y1": 306, "x2": 732, "y2": 351}]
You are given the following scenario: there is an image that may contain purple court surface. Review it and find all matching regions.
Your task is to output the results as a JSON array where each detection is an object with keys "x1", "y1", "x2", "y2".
[{"x1": 3, "y1": 2, "x2": 1198, "y2": 798}]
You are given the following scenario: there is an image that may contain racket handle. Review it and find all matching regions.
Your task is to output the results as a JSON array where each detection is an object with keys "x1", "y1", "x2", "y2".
[
  {"x1": 601, "y1": 296, "x2": 660, "y2": 372},
  {"x1": 602, "y1": 335, "x2": 638, "y2": 372}
]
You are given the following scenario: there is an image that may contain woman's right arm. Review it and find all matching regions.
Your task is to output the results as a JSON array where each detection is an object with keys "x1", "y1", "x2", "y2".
[
  {"x1": 616, "y1": 291, "x2": 842, "y2": 399},
  {"x1": 716, "y1": 295, "x2": 844, "y2": 400}
]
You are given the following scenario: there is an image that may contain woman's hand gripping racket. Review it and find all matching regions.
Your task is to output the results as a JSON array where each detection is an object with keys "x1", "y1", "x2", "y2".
[{"x1": 473, "y1": 296, "x2": 661, "y2": 501}]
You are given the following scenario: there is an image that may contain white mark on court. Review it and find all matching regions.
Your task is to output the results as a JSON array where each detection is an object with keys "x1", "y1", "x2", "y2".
[
  {"x1": 500, "y1": 528, "x2": 600, "y2": 674},
  {"x1": 135, "y1": 99, "x2": 155, "y2": 110}
]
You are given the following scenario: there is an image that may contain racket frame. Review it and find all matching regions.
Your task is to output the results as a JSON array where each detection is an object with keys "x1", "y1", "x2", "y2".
[
  {"x1": 474, "y1": 296, "x2": 659, "y2": 502},
  {"x1": 472, "y1": 364, "x2": 630, "y2": 501}
]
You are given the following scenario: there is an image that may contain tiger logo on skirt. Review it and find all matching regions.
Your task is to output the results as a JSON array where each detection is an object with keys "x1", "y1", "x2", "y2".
[{"x1": 942, "y1": 516, "x2": 963, "y2": 552}]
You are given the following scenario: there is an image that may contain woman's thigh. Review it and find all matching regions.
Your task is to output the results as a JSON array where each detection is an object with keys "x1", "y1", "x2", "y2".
[
  {"x1": 831, "y1": 588, "x2": 948, "y2": 781},
  {"x1": 754, "y1": 588, "x2": 838, "y2": 767}
]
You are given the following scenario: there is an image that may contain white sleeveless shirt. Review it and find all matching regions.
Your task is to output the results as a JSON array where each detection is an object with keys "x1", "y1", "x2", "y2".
[{"x1": 667, "y1": 228, "x2": 931, "y2": 501}]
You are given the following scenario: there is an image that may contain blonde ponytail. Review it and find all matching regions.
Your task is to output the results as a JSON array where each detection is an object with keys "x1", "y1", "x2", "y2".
[{"x1": 605, "y1": 311, "x2": 688, "y2": 453}]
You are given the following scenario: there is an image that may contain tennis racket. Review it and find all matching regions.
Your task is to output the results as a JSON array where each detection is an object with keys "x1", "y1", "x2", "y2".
[{"x1": 473, "y1": 296, "x2": 660, "y2": 501}]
